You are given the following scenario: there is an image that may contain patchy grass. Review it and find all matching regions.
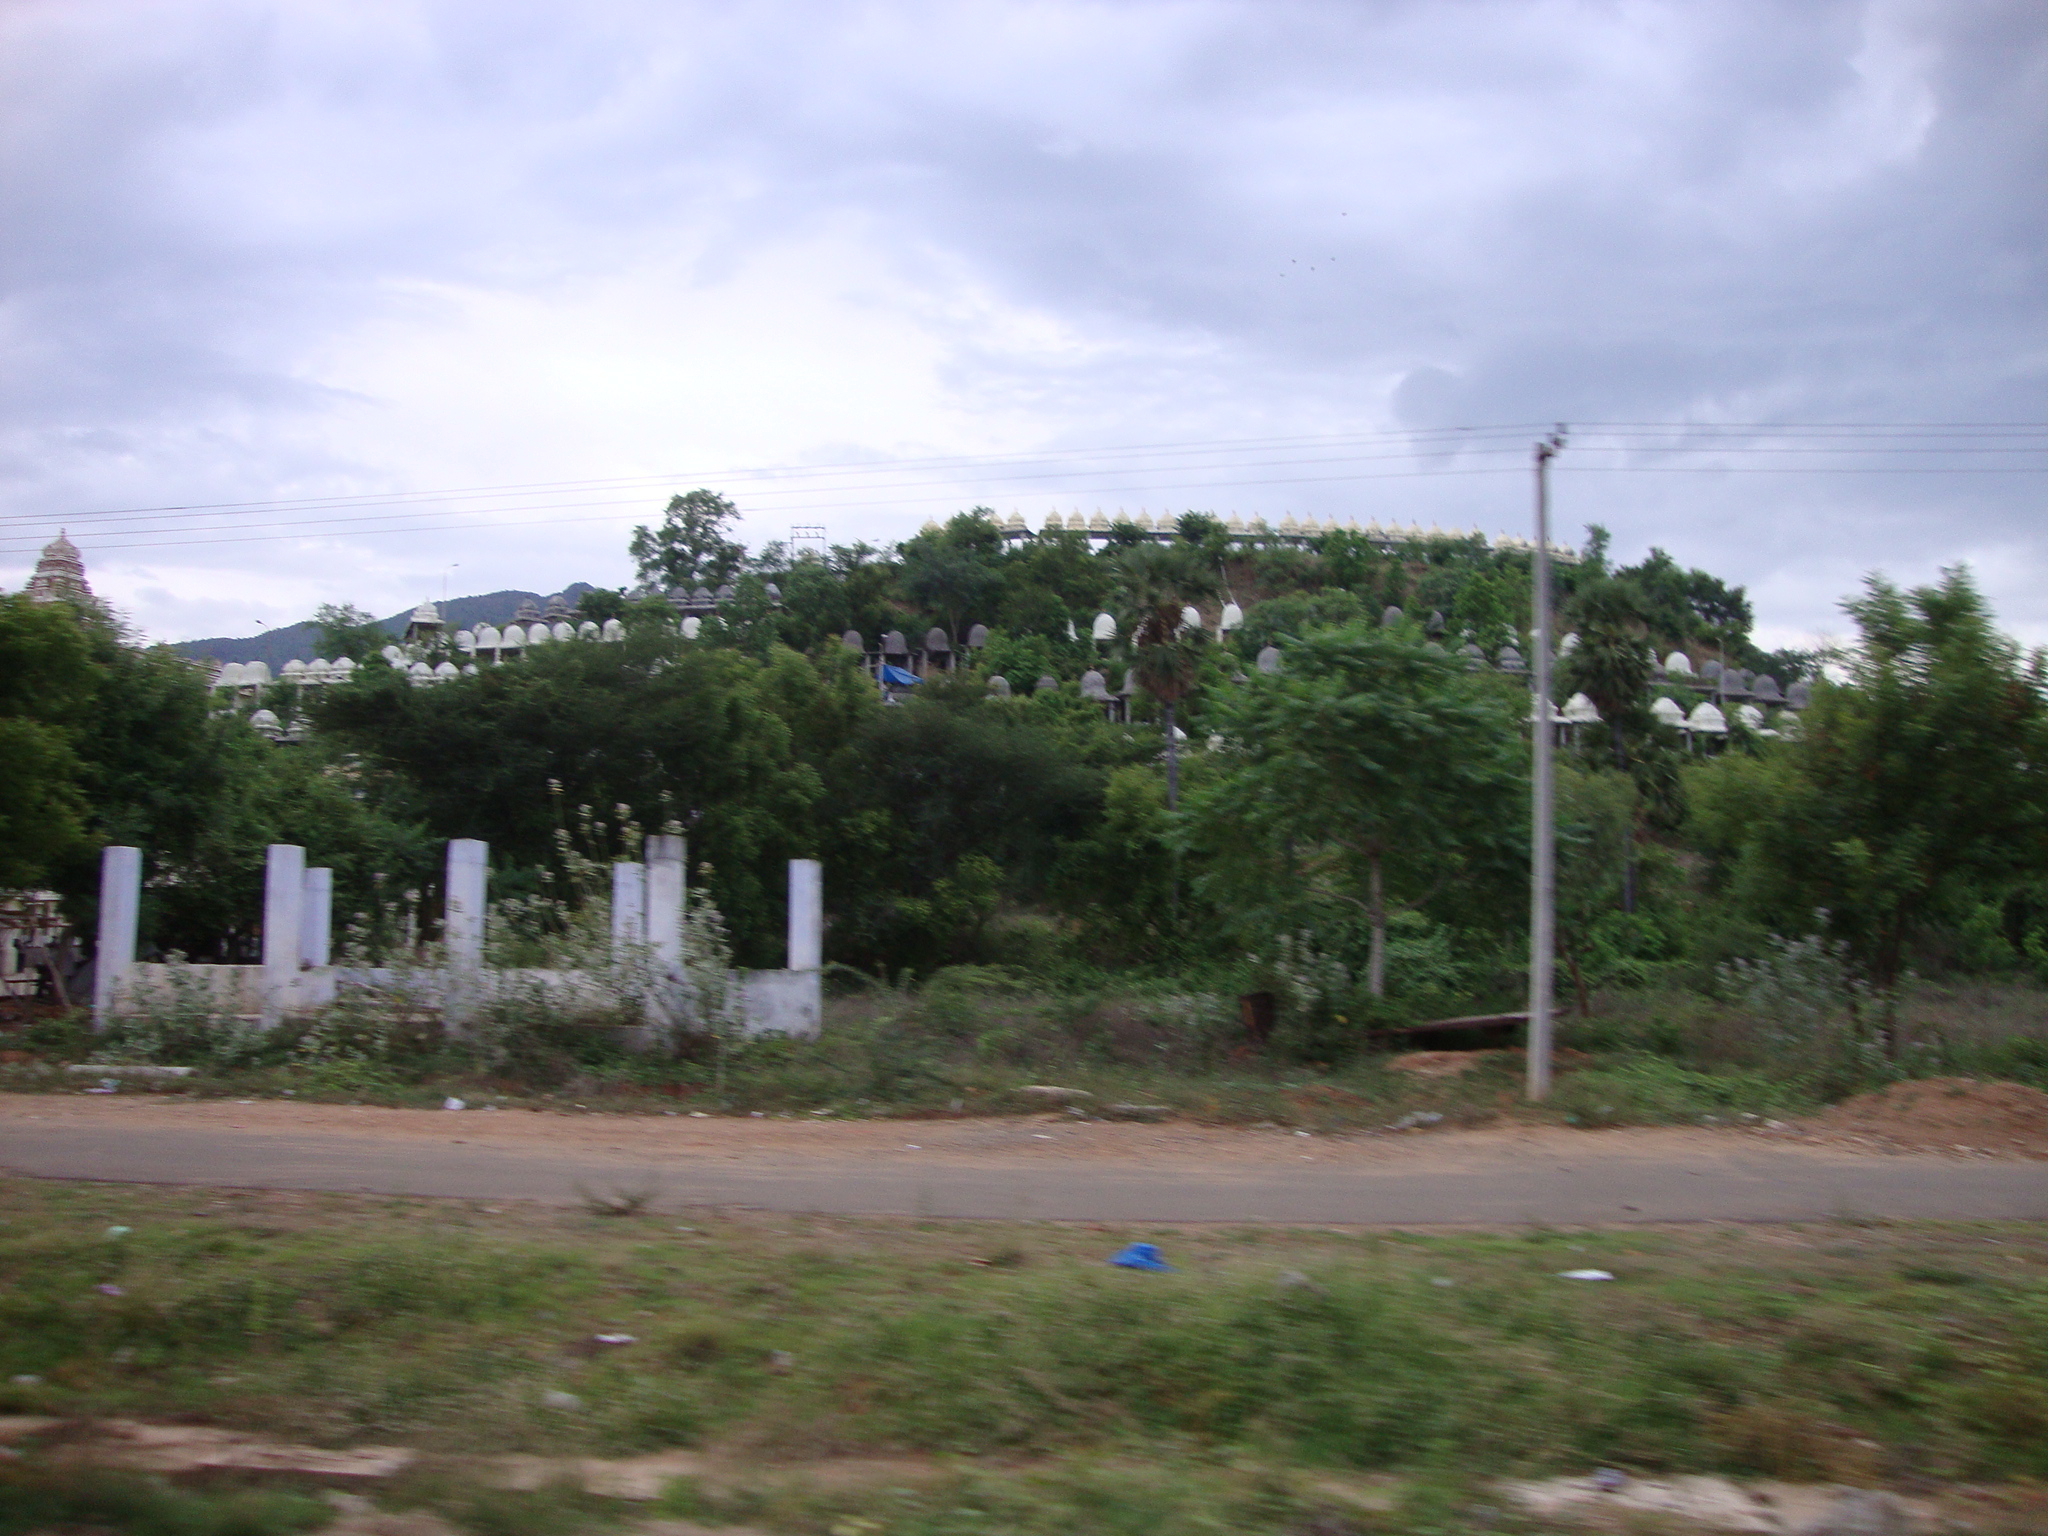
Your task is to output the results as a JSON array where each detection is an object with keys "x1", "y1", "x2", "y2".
[
  {"x1": 7, "y1": 974, "x2": 2045, "y2": 1166},
  {"x1": 3, "y1": 985, "x2": 1828, "y2": 1133},
  {"x1": 1565, "y1": 977, "x2": 2048, "y2": 1081},
  {"x1": 0, "y1": 1461, "x2": 330, "y2": 1536},
  {"x1": 3, "y1": 1178, "x2": 2046, "y2": 1495},
  {"x1": 646, "y1": 1459, "x2": 1489, "y2": 1536}
]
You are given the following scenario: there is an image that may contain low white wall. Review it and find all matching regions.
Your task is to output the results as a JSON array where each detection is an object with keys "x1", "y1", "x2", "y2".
[
  {"x1": 738, "y1": 968, "x2": 822, "y2": 1040},
  {"x1": 105, "y1": 960, "x2": 818, "y2": 1039},
  {"x1": 113, "y1": 963, "x2": 266, "y2": 1019}
]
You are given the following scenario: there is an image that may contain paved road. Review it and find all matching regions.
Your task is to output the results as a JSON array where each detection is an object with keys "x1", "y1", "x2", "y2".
[{"x1": 5, "y1": 1117, "x2": 2045, "y2": 1224}]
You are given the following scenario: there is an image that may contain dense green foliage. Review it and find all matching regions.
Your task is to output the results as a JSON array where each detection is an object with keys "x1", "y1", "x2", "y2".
[
  {"x1": 1187, "y1": 625, "x2": 1526, "y2": 997},
  {"x1": 13, "y1": 494, "x2": 2048, "y2": 1080},
  {"x1": 0, "y1": 593, "x2": 95, "y2": 888},
  {"x1": 1688, "y1": 570, "x2": 2048, "y2": 999},
  {"x1": 3, "y1": 594, "x2": 435, "y2": 962}
]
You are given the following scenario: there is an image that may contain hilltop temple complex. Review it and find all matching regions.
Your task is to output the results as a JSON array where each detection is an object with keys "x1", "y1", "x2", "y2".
[{"x1": 20, "y1": 521, "x2": 1802, "y2": 749}]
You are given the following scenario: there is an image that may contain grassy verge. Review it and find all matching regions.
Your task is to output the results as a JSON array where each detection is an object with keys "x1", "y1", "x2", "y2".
[
  {"x1": 4, "y1": 988, "x2": 1836, "y2": 1132},
  {"x1": 0, "y1": 1464, "x2": 331, "y2": 1536},
  {"x1": 0, "y1": 1455, "x2": 1622, "y2": 1536},
  {"x1": 0, "y1": 1046, "x2": 1822, "y2": 1134},
  {"x1": 4, "y1": 1179, "x2": 2046, "y2": 1498}
]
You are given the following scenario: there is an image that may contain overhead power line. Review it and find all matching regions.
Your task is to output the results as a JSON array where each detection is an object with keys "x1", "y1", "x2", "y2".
[
  {"x1": 3, "y1": 421, "x2": 2041, "y2": 558},
  {"x1": 1, "y1": 442, "x2": 1543, "y2": 541},
  {"x1": 0, "y1": 423, "x2": 1554, "y2": 526},
  {"x1": 1, "y1": 461, "x2": 1547, "y2": 556},
  {"x1": 10, "y1": 419, "x2": 2042, "y2": 530}
]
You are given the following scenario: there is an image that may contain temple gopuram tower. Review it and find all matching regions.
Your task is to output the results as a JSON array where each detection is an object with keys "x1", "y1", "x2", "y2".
[{"x1": 26, "y1": 531, "x2": 91, "y2": 604}]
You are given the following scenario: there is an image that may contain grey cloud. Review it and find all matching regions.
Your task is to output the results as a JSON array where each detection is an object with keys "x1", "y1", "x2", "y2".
[{"x1": 2, "y1": 0, "x2": 2044, "y2": 641}]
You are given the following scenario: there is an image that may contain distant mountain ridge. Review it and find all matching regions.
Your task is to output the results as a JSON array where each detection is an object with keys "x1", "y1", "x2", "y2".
[{"x1": 173, "y1": 584, "x2": 598, "y2": 671}]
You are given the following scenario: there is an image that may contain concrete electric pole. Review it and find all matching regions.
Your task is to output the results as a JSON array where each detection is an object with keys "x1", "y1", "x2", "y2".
[{"x1": 1527, "y1": 426, "x2": 1566, "y2": 1101}]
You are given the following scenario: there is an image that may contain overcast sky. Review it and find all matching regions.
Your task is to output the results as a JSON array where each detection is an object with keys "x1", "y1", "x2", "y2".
[{"x1": 2, "y1": 0, "x2": 2043, "y2": 650}]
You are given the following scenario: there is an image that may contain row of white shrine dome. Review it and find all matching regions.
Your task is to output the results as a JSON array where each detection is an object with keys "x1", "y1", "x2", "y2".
[
  {"x1": 236, "y1": 683, "x2": 1789, "y2": 743},
  {"x1": 443, "y1": 617, "x2": 629, "y2": 655},
  {"x1": 1546, "y1": 691, "x2": 1798, "y2": 739},
  {"x1": 962, "y1": 507, "x2": 1581, "y2": 558},
  {"x1": 208, "y1": 615, "x2": 635, "y2": 691}
]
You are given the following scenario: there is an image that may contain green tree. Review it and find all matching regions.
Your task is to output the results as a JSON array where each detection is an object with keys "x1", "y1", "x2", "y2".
[
  {"x1": 1310, "y1": 528, "x2": 1385, "y2": 593},
  {"x1": 1686, "y1": 568, "x2": 2048, "y2": 1028},
  {"x1": 1613, "y1": 547, "x2": 1754, "y2": 657},
  {"x1": 1561, "y1": 576, "x2": 1685, "y2": 910},
  {"x1": 1561, "y1": 577, "x2": 1656, "y2": 771},
  {"x1": 1186, "y1": 624, "x2": 1525, "y2": 996},
  {"x1": 0, "y1": 594, "x2": 95, "y2": 887},
  {"x1": 899, "y1": 510, "x2": 1007, "y2": 644},
  {"x1": 772, "y1": 556, "x2": 851, "y2": 650},
  {"x1": 1553, "y1": 764, "x2": 1639, "y2": 1014},
  {"x1": 828, "y1": 542, "x2": 908, "y2": 647},
  {"x1": 700, "y1": 573, "x2": 783, "y2": 659},
  {"x1": 130, "y1": 728, "x2": 434, "y2": 962},
  {"x1": 998, "y1": 529, "x2": 1108, "y2": 637},
  {"x1": 629, "y1": 489, "x2": 746, "y2": 591},
  {"x1": 1235, "y1": 590, "x2": 1366, "y2": 659},
  {"x1": 886, "y1": 852, "x2": 1004, "y2": 976},
  {"x1": 45, "y1": 621, "x2": 244, "y2": 950},
  {"x1": 314, "y1": 603, "x2": 391, "y2": 663},
  {"x1": 317, "y1": 632, "x2": 842, "y2": 965},
  {"x1": 1050, "y1": 762, "x2": 1188, "y2": 962},
  {"x1": 21, "y1": 609, "x2": 428, "y2": 961},
  {"x1": 975, "y1": 630, "x2": 1083, "y2": 691},
  {"x1": 823, "y1": 684, "x2": 1114, "y2": 974},
  {"x1": 1448, "y1": 563, "x2": 1525, "y2": 649},
  {"x1": 576, "y1": 588, "x2": 628, "y2": 624},
  {"x1": 1113, "y1": 543, "x2": 1216, "y2": 810},
  {"x1": 1580, "y1": 522, "x2": 1612, "y2": 575}
]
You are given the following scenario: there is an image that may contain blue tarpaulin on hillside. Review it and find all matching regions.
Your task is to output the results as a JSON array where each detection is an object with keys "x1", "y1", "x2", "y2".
[{"x1": 880, "y1": 665, "x2": 921, "y2": 686}]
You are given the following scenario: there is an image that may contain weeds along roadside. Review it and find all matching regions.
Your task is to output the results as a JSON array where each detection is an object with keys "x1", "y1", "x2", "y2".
[
  {"x1": 1, "y1": 981, "x2": 1817, "y2": 1129},
  {"x1": 5, "y1": 944, "x2": 2047, "y2": 1128}
]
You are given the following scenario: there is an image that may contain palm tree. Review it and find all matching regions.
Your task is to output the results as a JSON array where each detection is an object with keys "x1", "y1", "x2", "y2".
[{"x1": 1114, "y1": 544, "x2": 1216, "y2": 809}]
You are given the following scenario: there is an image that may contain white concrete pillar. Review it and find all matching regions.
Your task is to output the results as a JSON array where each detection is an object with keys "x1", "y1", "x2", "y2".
[
  {"x1": 300, "y1": 867, "x2": 333, "y2": 968},
  {"x1": 644, "y1": 835, "x2": 686, "y2": 974},
  {"x1": 610, "y1": 861, "x2": 647, "y2": 959},
  {"x1": 444, "y1": 840, "x2": 488, "y2": 972},
  {"x1": 787, "y1": 859, "x2": 822, "y2": 971},
  {"x1": 262, "y1": 844, "x2": 306, "y2": 1026},
  {"x1": 92, "y1": 845, "x2": 143, "y2": 1030}
]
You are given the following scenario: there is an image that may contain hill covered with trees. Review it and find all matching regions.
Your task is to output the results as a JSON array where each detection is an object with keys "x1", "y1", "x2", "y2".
[{"x1": 9, "y1": 490, "x2": 2045, "y2": 1082}]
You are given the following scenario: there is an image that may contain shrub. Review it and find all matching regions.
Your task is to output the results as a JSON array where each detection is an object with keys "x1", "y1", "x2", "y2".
[
  {"x1": 91, "y1": 958, "x2": 273, "y2": 1070},
  {"x1": 1717, "y1": 929, "x2": 1893, "y2": 1091}
]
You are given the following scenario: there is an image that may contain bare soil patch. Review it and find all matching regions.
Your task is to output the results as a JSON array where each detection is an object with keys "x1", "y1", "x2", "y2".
[
  {"x1": 1812, "y1": 1076, "x2": 2048, "y2": 1158},
  {"x1": 0, "y1": 1090, "x2": 1884, "y2": 1173},
  {"x1": 1385, "y1": 1046, "x2": 1592, "y2": 1078}
]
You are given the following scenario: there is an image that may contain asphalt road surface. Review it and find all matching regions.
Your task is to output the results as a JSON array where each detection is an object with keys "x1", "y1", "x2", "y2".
[{"x1": 4, "y1": 1099, "x2": 2043, "y2": 1224}]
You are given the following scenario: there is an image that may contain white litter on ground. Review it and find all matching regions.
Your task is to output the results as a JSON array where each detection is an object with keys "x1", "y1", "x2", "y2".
[{"x1": 1502, "y1": 1474, "x2": 1919, "y2": 1533}]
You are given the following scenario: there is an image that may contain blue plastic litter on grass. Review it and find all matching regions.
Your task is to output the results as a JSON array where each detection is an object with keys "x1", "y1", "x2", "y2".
[{"x1": 1110, "y1": 1242, "x2": 1173, "y2": 1271}]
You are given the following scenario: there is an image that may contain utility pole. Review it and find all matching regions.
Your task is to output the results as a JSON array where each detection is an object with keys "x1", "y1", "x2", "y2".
[{"x1": 1527, "y1": 425, "x2": 1567, "y2": 1101}]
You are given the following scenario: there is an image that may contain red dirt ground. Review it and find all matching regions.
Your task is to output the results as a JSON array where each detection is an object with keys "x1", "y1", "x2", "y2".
[{"x1": 1811, "y1": 1076, "x2": 2048, "y2": 1157}]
